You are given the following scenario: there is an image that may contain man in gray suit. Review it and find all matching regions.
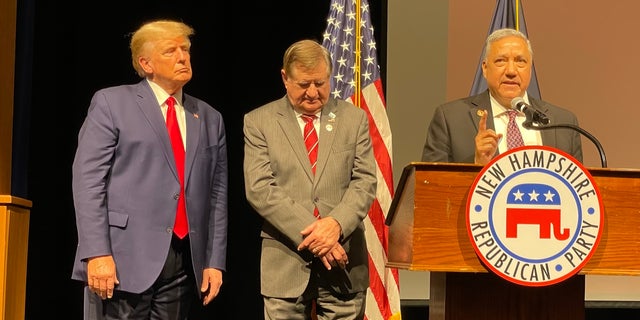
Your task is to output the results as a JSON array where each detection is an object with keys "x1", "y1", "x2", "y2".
[
  {"x1": 72, "y1": 20, "x2": 228, "y2": 319},
  {"x1": 423, "y1": 28, "x2": 582, "y2": 164},
  {"x1": 243, "y1": 39, "x2": 377, "y2": 319}
]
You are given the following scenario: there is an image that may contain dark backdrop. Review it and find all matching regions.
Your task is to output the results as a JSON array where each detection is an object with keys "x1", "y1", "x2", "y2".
[{"x1": 19, "y1": 1, "x2": 385, "y2": 319}]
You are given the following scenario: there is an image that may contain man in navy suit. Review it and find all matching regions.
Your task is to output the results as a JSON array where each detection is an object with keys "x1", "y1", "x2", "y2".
[
  {"x1": 71, "y1": 19, "x2": 228, "y2": 319},
  {"x1": 422, "y1": 28, "x2": 582, "y2": 164}
]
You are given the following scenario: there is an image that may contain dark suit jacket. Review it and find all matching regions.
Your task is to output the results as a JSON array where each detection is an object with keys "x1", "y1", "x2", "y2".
[
  {"x1": 71, "y1": 80, "x2": 228, "y2": 294},
  {"x1": 422, "y1": 91, "x2": 583, "y2": 163},
  {"x1": 243, "y1": 96, "x2": 377, "y2": 297}
]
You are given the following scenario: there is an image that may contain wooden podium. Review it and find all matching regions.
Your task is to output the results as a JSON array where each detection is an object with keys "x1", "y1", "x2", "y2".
[
  {"x1": 386, "y1": 162, "x2": 640, "y2": 320},
  {"x1": 0, "y1": 195, "x2": 31, "y2": 320}
]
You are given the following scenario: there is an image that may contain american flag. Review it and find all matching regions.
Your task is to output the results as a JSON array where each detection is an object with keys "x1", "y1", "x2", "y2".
[{"x1": 322, "y1": 1, "x2": 401, "y2": 319}]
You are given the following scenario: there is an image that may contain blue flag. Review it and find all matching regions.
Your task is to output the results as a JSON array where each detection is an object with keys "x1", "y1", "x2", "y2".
[{"x1": 470, "y1": 0, "x2": 541, "y2": 99}]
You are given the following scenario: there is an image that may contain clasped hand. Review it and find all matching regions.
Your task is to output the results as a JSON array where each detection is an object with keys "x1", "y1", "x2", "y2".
[{"x1": 297, "y1": 217, "x2": 348, "y2": 270}]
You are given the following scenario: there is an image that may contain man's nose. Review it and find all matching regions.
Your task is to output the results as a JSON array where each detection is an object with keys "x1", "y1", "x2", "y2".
[
  {"x1": 505, "y1": 61, "x2": 517, "y2": 74},
  {"x1": 177, "y1": 48, "x2": 189, "y2": 60},
  {"x1": 306, "y1": 84, "x2": 319, "y2": 97}
]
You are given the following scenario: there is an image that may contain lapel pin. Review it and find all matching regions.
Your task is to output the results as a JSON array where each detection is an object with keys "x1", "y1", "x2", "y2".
[
  {"x1": 476, "y1": 109, "x2": 486, "y2": 117},
  {"x1": 326, "y1": 124, "x2": 333, "y2": 132},
  {"x1": 328, "y1": 112, "x2": 336, "y2": 122}
]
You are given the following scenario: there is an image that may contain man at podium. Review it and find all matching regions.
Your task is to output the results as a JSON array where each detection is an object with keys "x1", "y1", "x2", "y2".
[{"x1": 421, "y1": 28, "x2": 582, "y2": 164}]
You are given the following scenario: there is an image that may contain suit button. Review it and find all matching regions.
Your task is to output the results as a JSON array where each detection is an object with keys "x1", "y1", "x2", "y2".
[
  {"x1": 313, "y1": 197, "x2": 319, "y2": 203},
  {"x1": 166, "y1": 227, "x2": 173, "y2": 234},
  {"x1": 173, "y1": 193, "x2": 180, "y2": 200}
]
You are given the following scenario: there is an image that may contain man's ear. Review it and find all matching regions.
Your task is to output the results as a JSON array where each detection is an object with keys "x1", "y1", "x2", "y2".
[
  {"x1": 281, "y1": 69, "x2": 288, "y2": 88},
  {"x1": 139, "y1": 57, "x2": 153, "y2": 74}
]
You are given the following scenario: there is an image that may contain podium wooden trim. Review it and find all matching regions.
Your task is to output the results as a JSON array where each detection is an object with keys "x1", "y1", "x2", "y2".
[
  {"x1": 0, "y1": 195, "x2": 32, "y2": 320},
  {"x1": 386, "y1": 162, "x2": 640, "y2": 320}
]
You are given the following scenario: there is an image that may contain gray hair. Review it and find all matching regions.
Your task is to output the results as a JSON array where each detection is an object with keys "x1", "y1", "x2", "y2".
[{"x1": 482, "y1": 28, "x2": 533, "y2": 61}]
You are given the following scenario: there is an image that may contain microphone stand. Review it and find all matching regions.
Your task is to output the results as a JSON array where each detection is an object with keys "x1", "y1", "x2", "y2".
[{"x1": 523, "y1": 120, "x2": 607, "y2": 168}]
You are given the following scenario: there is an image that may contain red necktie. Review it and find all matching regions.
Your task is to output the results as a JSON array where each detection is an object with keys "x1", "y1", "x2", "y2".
[
  {"x1": 301, "y1": 114, "x2": 320, "y2": 218},
  {"x1": 506, "y1": 110, "x2": 525, "y2": 150},
  {"x1": 301, "y1": 114, "x2": 319, "y2": 174},
  {"x1": 166, "y1": 96, "x2": 188, "y2": 238}
]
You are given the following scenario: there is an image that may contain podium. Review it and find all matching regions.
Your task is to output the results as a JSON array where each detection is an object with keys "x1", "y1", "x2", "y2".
[
  {"x1": 0, "y1": 195, "x2": 31, "y2": 320},
  {"x1": 386, "y1": 162, "x2": 640, "y2": 320}
]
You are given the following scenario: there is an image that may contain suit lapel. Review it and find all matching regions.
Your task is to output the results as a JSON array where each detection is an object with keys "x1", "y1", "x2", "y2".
[
  {"x1": 469, "y1": 92, "x2": 496, "y2": 131},
  {"x1": 315, "y1": 100, "x2": 337, "y2": 179},
  {"x1": 183, "y1": 95, "x2": 200, "y2": 187},
  {"x1": 276, "y1": 99, "x2": 315, "y2": 181},
  {"x1": 134, "y1": 81, "x2": 179, "y2": 180},
  {"x1": 470, "y1": 91, "x2": 500, "y2": 158},
  {"x1": 529, "y1": 98, "x2": 555, "y2": 147}
]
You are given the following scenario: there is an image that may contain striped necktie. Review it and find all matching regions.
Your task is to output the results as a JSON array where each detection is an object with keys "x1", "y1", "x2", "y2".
[
  {"x1": 301, "y1": 114, "x2": 318, "y2": 174},
  {"x1": 301, "y1": 114, "x2": 320, "y2": 218}
]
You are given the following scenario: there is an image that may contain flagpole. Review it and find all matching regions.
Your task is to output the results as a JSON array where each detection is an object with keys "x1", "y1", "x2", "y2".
[
  {"x1": 355, "y1": 0, "x2": 361, "y2": 108},
  {"x1": 515, "y1": 0, "x2": 520, "y2": 31}
]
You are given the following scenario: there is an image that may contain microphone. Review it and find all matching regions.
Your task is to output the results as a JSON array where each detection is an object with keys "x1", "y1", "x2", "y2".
[
  {"x1": 510, "y1": 97, "x2": 550, "y2": 125},
  {"x1": 508, "y1": 97, "x2": 608, "y2": 168}
]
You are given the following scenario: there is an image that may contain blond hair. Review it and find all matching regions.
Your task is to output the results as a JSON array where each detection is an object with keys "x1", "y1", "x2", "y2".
[
  {"x1": 282, "y1": 39, "x2": 332, "y2": 78},
  {"x1": 130, "y1": 20, "x2": 195, "y2": 77}
]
